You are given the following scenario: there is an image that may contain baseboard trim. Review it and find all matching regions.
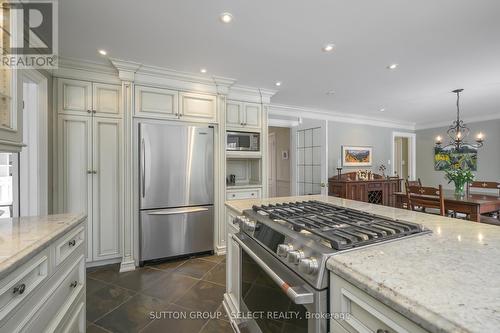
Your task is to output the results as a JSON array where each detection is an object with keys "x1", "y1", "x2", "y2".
[
  {"x1": 119, "y1": 260, "x2": 137, "y2": 272},
  {"x1": 215, "y1": 245, "x2": 227, "y2": 255},
  {"x1": 86, "y1": 257, "x2": 122, "y2": 268}
]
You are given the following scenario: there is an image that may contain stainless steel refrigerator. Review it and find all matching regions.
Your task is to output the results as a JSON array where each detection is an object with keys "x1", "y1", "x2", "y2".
[{"x1": 139, "y1": 122, "x2": 214, "y2": 263}]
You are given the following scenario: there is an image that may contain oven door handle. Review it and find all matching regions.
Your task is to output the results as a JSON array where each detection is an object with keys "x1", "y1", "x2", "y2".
[{"x1": 233, "y1": 235, "x2": 314, "y2": 305}]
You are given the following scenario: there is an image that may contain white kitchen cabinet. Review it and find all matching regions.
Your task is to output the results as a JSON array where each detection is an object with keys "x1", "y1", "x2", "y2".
[
  {"x1": 58, "y1": 79, "x2": 121, "y2": 118},
  {"x1": 57, "y1": 78, "x2": 92, "y2": 116},
  {"x1": 57, "y1": 115, "x2": 93, "y2": 260},
  {"x1": 134, "y1": 85, "x2": 179, "y2": 119},
  {"x1": 226, "y1": 101, "x2": 243, "y2": 127},
  {"x1": 225, "y1": 208, "x2": 240, "y2": 312},
  {"x1": 93, "y1": 83, "x2": 122, "y2": 117},
  {"x1": 330, "y1": 273, "x2": 430, "y2": 333},
  {"x1": 56, "y1": 79, "x2": 123, "y2": 263},
  {"x1": 226, "y1": 100, "x2": 262, "y2": 131},
  {"x1": 179, "y1": 92, "x2": 217, "y2": 122},
  {"x1": 0, "y1": 221, "x2": 86, "y2": 333},
  {"x1": 92, "y1": 118, "x2": 123, "y2": 260},
  {"x1": 0, "y1": 66, "x2": 23, "y2": 151}
]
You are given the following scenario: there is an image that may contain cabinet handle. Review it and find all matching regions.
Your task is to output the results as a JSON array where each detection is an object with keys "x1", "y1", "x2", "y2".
[
  {"x1": 13, "y1": 283, "x2": 26, "y2": 295},
  {"x1": 376, "y1": 330, "x2": 390, "y2": 333},
  {"x1": 70, "y1": 280, "x2": 78, "y2": 288},
  {"x1": 68, "y1": 239, "x2": 76, "y2": 247}
]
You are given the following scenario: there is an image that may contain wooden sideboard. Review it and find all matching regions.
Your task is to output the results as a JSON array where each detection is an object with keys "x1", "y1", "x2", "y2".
[{"x1": 328, "y1": 172, "x2": 401, "y2": 207}]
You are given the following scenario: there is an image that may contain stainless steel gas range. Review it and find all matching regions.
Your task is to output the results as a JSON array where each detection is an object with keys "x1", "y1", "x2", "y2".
[{"x1": 229, "y1": 200, "x2": 430, "y2": 333}]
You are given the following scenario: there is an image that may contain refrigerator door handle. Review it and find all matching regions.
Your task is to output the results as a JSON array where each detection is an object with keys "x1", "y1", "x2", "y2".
[
  {"x1": 146, "y1": 207, "x2": 209, "y2": 216},
  {"x1": 141, "y1": 138, "x2": 146, "y2": 198}
]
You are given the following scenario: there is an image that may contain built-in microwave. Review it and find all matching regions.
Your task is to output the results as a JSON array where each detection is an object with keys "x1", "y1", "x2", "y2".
[{"x1": 226, "y1": 131, "x2": 260, "y2": 151}]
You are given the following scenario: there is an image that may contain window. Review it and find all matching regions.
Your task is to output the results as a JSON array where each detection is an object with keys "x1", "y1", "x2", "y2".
[
  {"x1": 0, "y1": 152, "x2": 19, "y2": 217},
  {"x1": 296, "y1": 127, "x2": 322, "y2": 195}
]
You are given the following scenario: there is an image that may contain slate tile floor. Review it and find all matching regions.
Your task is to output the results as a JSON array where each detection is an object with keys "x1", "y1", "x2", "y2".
[{"x1": 86, "y1": 254, "x2": 232, "y2": 333}]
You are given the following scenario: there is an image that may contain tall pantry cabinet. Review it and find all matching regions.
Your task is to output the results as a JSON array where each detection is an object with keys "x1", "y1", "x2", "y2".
[{"x1": 55, "y1": 78, "x2": 123, "y2": 263}]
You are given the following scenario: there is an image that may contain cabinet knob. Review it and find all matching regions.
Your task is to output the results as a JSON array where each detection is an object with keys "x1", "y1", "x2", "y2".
[
  {"x1": 92, "y1": 110, "x2": 97, "y2": 114},
  {"x1": 68, "y1": 239, "x2": 76, "y2": 247},
  {"x1": 87, "y1": 110, "x2": 92, "y2": 114},
  {"x1": 87, "y1": 170, "x2": 92, "y2": 174},
  {"x1": 70, "y1": 280, "x2": 78, "y2": 288},
  {"x1": 232, "y1": 194, "x2": 236, "y2": 198},
  {"x1": 13, "y1": 283, "x2": 26, "y2": 295}
]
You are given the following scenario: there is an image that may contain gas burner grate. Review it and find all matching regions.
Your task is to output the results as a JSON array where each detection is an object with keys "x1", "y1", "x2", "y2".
[{"x1": 252, "y1": 201, "x2": 428, "y2": 250}]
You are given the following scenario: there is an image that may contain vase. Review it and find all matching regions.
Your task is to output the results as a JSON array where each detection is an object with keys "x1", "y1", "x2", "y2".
[{"x1": 454, "y1": 181, "x2": 466, "y2": 196}]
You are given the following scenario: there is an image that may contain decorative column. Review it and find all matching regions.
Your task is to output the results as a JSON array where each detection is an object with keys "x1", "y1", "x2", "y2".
[{"x1": 110, "y1": 59, "x2": 142, "y2": 272}]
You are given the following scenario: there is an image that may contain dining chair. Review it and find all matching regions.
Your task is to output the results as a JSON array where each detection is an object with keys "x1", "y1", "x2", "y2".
[
  {"x1": 406, "y1": 178, "x2": 422, "y2": 187},
  {"x1": 406, "y1": 184, "x2": 445, "y2": 216}
]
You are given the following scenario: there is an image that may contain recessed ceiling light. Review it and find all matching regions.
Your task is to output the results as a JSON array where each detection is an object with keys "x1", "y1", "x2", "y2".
[
  {"x1": 379, "y1": 108, "x2": 386, "y2": 112},
  {"x1": 275, "y1": 81, "x2": 282, "y2": 87},
  {"x1": 322, "y1": 44, "x2": 335, "y2": 52},
  {"x1": 200, "y1": 68, "x2": 207, "y2": 74},
  {"x1": 326, "y1": 90, "x2": 335, "y2": 95},
  {"x1": 387, "y1": 63, "x2": 398, "y2": 70},
  {"x1": 98, "y1": 49, "x2": 107, "y2": 56},
  {"x1": 220, "y1": 12, "x2": 233, "y2": 23}
]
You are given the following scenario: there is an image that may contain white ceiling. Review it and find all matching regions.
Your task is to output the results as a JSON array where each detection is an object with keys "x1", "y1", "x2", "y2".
[{"x1": 59, "y1": 0, "x2": 500, "y2": 126}]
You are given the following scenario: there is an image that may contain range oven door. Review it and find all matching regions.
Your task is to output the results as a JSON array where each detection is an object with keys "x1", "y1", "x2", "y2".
[{"x1": 232, "y1": 232, "x2": 327, "y2": 333}]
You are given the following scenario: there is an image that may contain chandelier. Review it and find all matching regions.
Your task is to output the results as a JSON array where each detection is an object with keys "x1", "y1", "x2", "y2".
[{"x1": 434, "y1": 89, "x2": 484, "y2": 150}]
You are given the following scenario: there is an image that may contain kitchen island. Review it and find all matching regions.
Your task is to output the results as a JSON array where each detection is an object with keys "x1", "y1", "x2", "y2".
[
  {"x1": 225, "y1": 195, "x2": 500, "y2": 333},
  {"x1": 0, "y1": 214, "x2": 87, "y2": 332}
]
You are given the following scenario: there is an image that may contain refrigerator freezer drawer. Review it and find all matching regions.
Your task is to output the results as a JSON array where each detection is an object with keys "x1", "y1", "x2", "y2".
[{"x1": 140, "y1": 205, "x2": 214, "y2": 261}]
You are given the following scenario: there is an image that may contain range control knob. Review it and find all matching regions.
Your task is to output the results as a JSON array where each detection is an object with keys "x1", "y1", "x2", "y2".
[
  {"x1": 243, "y1": 219, "x2": 256, "y2": 232},
  {"x1": 287, "y1": 250, "x2": 305, "y2": 265},
  {"x1": 276, "y1": 244, "x2": 294, "y2": 257},
  {"x1": 233, "y1": 216, "x2": 244, "y2": 225},
  {"x1": 298, "y1": 257, "x2": 319, "y2": 275}
]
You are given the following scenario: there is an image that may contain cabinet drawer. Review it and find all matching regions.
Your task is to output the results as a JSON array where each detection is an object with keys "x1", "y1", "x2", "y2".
[
  {"x1": 24, "y1": 255, "x2": 85, "y2": 333},
  {"x1": 226, "y1": 188, "x2": 261, "y2": 200},
  {"x1": 55, "y1": 226, "x2": 85, "y2": 267},
  {"x1": 58, "y1": 292, "x2": 85, "y2": 333},
  {"x1": 330, "y1": 274, "x2": 429, "y2": 333},
  {"x1": 0, "y1": 249, "x2": 49, "y2": 323}
]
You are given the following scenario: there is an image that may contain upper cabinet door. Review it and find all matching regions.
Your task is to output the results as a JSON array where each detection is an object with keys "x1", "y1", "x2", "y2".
[
  {"x1": 92, "y1": 117, "x2": 123, "y2": 261},
  {"x1": 92, "y1": 83, "x2": 122, "y2": 118},
  {"x1": 179, "y1": 92, "x2": 217, "y2": 122},
  {"x1": 58, "y1": 79, "x2": 92, "y2": 116},
  {"x1": 243, "y1": 103, "x2": 261, "y2": 129},
  {"x1": 134, "y1": 85, "x2": 179, "y2": 119},
  {"x1": 226, "y1": 101, "x2": 243, "y2": 128}
]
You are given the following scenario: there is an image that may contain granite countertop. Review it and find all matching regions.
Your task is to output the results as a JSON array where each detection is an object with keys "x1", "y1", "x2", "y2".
[
  {"x1": 226, "y1": 195, "x2": 500, "y2": 333},
  {"x1": 0, "y1": 213, "x2": 86, "y2": 279}
]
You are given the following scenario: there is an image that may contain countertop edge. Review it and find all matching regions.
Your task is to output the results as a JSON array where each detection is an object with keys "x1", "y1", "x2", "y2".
[
  {"x1": 327, "y1": 259, "x2": 471, "y2": 333},
  {"x1": 0, "y1": 213, "x2": 87, "y2": 280}
]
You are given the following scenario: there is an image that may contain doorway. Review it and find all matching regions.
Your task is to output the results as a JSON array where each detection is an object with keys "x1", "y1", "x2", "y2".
[
  {"x1": 268, "y1": 127, "x2": 291, "y2": 197},
  {"x1": 392, "y1": 132, "x2": 416, "y2": 185}
]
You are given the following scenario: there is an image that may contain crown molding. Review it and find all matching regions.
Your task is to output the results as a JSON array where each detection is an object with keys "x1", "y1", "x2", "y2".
[
  {"x1": 52, "y1": 56, "x2": 121, "y2": 84},
  {"x1": 269, "y1": 104, "x2": 416, "y2": 130},
  {"x1": 109, "y1": 58, "x2": 142, "y2": 81},
  {"x1": 268, "y1": 118, "x2": 300, "y2": 128},
  {"x1": 227, "y1": 85, "x2": 278, "y2": 104},
  {"x1": 415, "y1": 113, "x2": 500, "y2": 130}
]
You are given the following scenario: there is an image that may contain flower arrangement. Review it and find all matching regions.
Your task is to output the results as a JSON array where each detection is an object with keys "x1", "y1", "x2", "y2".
[{"x1": 443, "y1": 164, "x2": 474, "y2": 196}]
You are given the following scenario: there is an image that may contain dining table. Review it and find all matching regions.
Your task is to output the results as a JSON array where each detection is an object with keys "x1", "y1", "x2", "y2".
[{"x1": 394, "y1": 190, "x2": 500, "y2": 222}]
